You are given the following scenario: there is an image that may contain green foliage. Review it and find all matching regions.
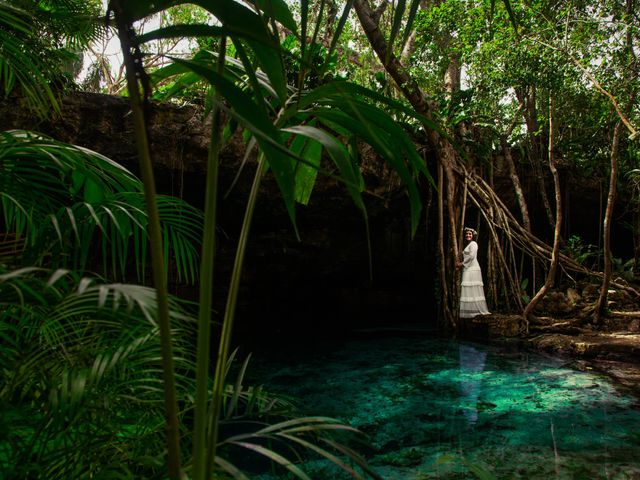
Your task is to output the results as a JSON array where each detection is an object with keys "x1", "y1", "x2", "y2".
[
  {"x1": 0, "y1": 267, "x2": 194, "y2": 479},
  {"x1": 408, "y1": 0, "x2": 638, "y2": 181},
  {"x1": 0, "y1": 130, "x2": 203, "y2": 284},
  {"x1": 612, "y1": 256, "x2": 635, "y2": 282},
  {"x1": 150, "y1": 59, "x2": 430, "y2": 238},
  {"x1": 520, "y1": 277, "x2": 530, "y2": 304},
  {"x1": 108, "y1": 0, "x2": 426, "y2": 478},
  {"x1": 281, "y1": 34, "x2": 342, "y2": 88},
  {"x1": 0, "y1": 0, "x2": 103, "y2": 114},
  {"x1": 0, "y1": 267, "x2": 375, "y2": 479},
  {"x1": 564, "y1": 235, "x2": 598, "y2": 268}
]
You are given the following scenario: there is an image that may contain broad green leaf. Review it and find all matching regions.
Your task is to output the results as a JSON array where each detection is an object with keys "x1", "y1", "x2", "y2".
[
  {"x1": 113, "y1": 0, "x2": 278, "y2": 46},
  {"x1": 334, "y1": 99, "x2": 428, "y2": 177},
  {"x1": 135, "y1": 24, "x2": 225, "y2": 45},
  {"x1": 255, "y1": 0, "x2": 298, "y2": 33},
  {"x1": 194, "y1": 0, "x2": 277, "y2": 47},
  {"x1": 82, "y1": 177, "x2": 105, "y2": 203},
  {"x1": 282, "y1": 125, "x2": 364, "y2": 211},
  {"x1": 246, "y1": 38, "x2": 287, "y2": 102},
  {"x1": 109, "y1": 0, "x2": 182, "y2": 22},
  {"x1": 291, "y1": 135, "x2": 322, "y2": 205},
  {"x1": 312, "y1": 108, "x2": 423, "y2": 235},
  {"x1": 294, "y1": 80, "x2": 442, "y2": 136},
  {"x1": 171, "y1": 57, "x2": 297, "y2": 226}
]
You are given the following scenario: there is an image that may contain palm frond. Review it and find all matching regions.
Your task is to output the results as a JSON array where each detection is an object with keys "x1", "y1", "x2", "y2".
[
  {"x1": 31, "y1": 0, "x2": 104, "y2": 49},
  {"x1": 0, "y1": 3, "x2": 59, "y2": 115},
  {"x1": 220, "y1": 416, "x2": 380, "y2": 480},
  {"x1": 0, "y1": 131, "x2": 203, "y2": 283},
  {"x1": 1, "y1": 265, "x2": 377, "y2": 478},
  {"x1": 0, "y1": 1, "x2": 104, "y2": 116},
  {"x1": 0, "y1": 267, "x2": 196, "y2": 478}
]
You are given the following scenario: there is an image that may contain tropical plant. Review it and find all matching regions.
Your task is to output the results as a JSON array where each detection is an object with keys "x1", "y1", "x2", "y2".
[
  {"x1": 564, "y1": 235, "x2": 598, "y2": 268},
  {"x1": 0, "y1": 0, "x2": 103, "y2": 115},
  {"x1": 0, "y1": 0, "x2": 435, "y2": 478},
  {"x1": 0, "y1": 124, "x2": 386, "y2": 478},
  {"x1": 108, "y1": 0, "x2": 435, "y2": 478},
  {"x1": 0, "y1": 267, "x2": 196, "y2": 479},
  {"x1": 0, "y1": 266, "x2": 380, "y2": 479},
  {"x1": 0, "y1": 129, "x2": 203, "y2": 284}
]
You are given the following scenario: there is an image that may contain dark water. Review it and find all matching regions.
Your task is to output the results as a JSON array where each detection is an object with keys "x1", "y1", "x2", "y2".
[{"x1": 244, "y1": 335, "x2": 640, "y2": 479}]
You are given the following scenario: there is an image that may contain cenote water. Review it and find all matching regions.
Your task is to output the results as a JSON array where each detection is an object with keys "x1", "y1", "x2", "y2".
[{"x1": 243, "y1": 334, "x2": 640, "y2": 479}]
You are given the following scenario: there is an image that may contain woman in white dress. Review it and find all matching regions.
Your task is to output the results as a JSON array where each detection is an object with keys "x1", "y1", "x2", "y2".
[{"x1": 456, "y1": 228, "x2": 490, "y2": 318}]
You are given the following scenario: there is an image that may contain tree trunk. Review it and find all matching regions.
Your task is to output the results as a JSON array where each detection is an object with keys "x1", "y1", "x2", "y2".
[
  {"x1": 437, "y1": 162, "x2": 455, "y2": 328},
  {"x1": 634, "y1": 198, "x2": 640, "y2": 278},
  {"x1": 523, "y1": 97, "x2": 562, "y2": 332},
  {"x1": 501, "y1": 135, "x2": 531, "y2": 232},
  {"x1": 516, "y1": 86, "x2": 556, "y2": 232},
  {"x1": 322, "y1": 0, "x2": 338, "y2": 47},
  {"x1": 595, "y1": 0, "x2": 637, "y2": 320},
  {"x1": 400, "y1": 29, "x2": 417, "y2": 66},
  {"x1": 353, "y1": 0, "x2": 431, "y2": 118},
  {"x1": 594, "y1": 122, "x2": 623, "y2": 322},
  {"x1": 444, "y1": 51, "x2": 461, "y2": 95},
  {"x1": 354, "y1": 0, "x2": 461, "y2": 327}
]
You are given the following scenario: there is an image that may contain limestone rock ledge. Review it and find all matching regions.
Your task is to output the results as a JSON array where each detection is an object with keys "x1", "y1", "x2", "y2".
[
  {"x1": 528, "y1": 332, "x2": 640, "y2": 395},
  {"x1": 462, "y1": 314, "x2": 640, "y2": 395},
  {"x1": 460, "y1": 314, "x2": 522, "y2": 339},
  {"x1": 527, "y1": 332, "x2": 640, "y2": 361}
]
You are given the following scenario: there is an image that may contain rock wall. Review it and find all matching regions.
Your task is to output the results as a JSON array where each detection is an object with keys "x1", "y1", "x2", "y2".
[
  {"x1": 0, "y1": 92, "x2": 436, "y2": 338},
  {"x1": 4, "y1": 92, "x2": 632, "y2": 339}
]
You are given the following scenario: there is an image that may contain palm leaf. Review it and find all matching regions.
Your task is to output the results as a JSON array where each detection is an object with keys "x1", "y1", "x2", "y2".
[
  {"x1": 170, "y1": 57, "x2": 298, "y2": 228},
  {"x1": 289, "y1": 131, "x2": 323, "y2": 205},
  {"x1": 0, "y1": 0, "x2": 103, "y2": 116},
  {"x1": 0, "y1": 267, "x2": 197, "y2": 477},
  {"x1": 0, "y1": 131, "x2": 203, "y2": 283},
  {"x1": 283, "y1": 125, "x2": 365, "y2": 211},
  {"x1": 315, "y1": 102, "x2": 424, "y2": 233},
  {"x1": 221, "y1": 416, "x2": 378, "y2": 480},
  {"x1": 231, "y1": 441, "x2": 313, "y2": 480},
  {"x1": 254, "y1": 0, "x2": 298, "y2": 33},
  {"x1": 0, "y1": 3, "x2": 59, "y2": 115},
  {"x1": 115, "y1": 0, "x2": 279, "y2": 46}
]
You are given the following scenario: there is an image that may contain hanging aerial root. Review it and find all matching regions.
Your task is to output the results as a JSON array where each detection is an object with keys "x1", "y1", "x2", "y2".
[{"x1": 450, "y1": 158, "x2": 639, "y2": 316}]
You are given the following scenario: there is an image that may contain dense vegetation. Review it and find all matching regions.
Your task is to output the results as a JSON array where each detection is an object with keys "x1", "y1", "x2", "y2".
[{"x1": 1, "y1": 0, "x2": 638, "y2": 478}]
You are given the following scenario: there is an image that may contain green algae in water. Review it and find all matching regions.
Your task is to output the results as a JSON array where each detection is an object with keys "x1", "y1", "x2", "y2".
[{"x1": 246, "y1": 337, "x2": 640, "y2": 479}]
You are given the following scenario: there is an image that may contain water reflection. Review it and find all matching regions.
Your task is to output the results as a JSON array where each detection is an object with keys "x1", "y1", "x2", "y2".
[{"x1": 458, "y1": 344, "x2": 487, "y2": 426}]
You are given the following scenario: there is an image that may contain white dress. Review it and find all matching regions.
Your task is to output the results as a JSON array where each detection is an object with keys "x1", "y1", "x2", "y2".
[{"x1": 459, "y1": 240, "x2": 490, "y2": 318}]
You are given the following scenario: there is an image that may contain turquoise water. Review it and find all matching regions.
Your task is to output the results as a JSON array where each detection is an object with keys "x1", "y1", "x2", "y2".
[{"x1": 245, "y1": 335, "x2": 640, "y2": 479}]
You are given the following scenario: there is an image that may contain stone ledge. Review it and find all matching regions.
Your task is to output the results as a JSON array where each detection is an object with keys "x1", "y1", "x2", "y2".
[
  {"x1": 460, "y1": 314, "x2": 522, "y2": 339},
  {"x1": 527, "y1": 332, "x2": 640, "y2": 361}
]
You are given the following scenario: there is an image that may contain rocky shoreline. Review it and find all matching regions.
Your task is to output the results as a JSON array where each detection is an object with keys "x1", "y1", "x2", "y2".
[{"x1": 463, "y1": 311, "x2": 640, "y2": 398}]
